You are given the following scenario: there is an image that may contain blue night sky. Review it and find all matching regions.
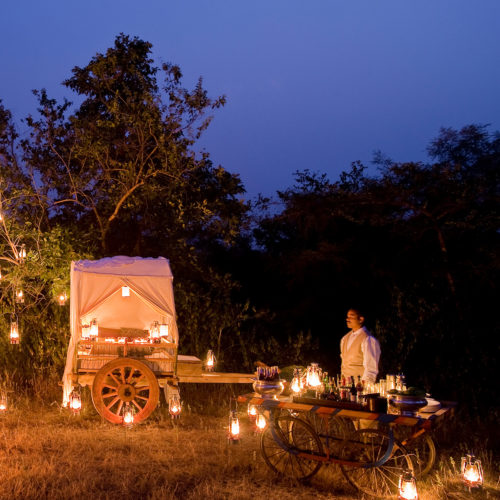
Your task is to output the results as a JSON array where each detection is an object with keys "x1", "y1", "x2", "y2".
[{"x1": 1, "y1": 1, "x2": 499, "y2": 200}]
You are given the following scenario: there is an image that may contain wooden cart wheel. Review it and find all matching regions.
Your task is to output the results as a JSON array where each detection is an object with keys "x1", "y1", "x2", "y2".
[
  {"x1": 403, "y1": 432, "x2": 436, "y2": 477},
  {"x1": 92, "y1": 358, "x2": 159, "y2": 424},
  {"x1": 340, "y1": 428, "x2": 414, "y2": 498},
  {"x1": 260, "y1": 415, "x2": 324, "y2": 481}
]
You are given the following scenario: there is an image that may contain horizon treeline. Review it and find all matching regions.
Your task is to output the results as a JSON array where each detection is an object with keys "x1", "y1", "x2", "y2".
[{"x1": 0, "y1": 35, "x2": 498, "y2": 418}]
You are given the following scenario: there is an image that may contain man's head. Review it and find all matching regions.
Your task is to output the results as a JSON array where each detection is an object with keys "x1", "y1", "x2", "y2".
[{"x1": 346, "y1": 308, "x2": 365, "y2": 331}]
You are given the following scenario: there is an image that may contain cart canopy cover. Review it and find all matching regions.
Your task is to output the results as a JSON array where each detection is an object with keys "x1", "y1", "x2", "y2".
[{"x1": 62, "y1": 256, "x2": 178, "y2": 403}]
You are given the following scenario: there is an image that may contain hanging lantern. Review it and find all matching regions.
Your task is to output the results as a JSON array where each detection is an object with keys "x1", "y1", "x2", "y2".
[
  {"x1": 247, "y1": 403, "x2": 257, "y2": 421},
  {"x1": 159, "y1": 318, "x2": 169, "y2": 341},
  {"x1": 205, "y1": 349, "x2": 216, "y2": 372},
  {"x1": 255, "y1": 413, "x2": 266, "y2": 431},
  {"x1": 57, "y1": 292, "x2": 68, "y2": 306},
  {"x1": 306, "y1": 363, "x2": 322, "y2": 389},
  {"x1": 149, "y1": 321, "x2": 160, "y2": 341},
  {"x1": 18, "y1": 244, "x2": 26, "y2": 263},
  {"x1": 228, "y1": 410, "x2": 240, "y2": 442},
  {"x1": 398, "y1": 469, "x2": 418, "y2": 500},
  {"x1": 69, "y1": 391, "x2": 82, "y2": 414},
  {"x1": 10, "y1": 319, "x2": 19, "y2": 344},
  {"x1": 169, "y1": 394, "x2": 182, "y2": 418},
  {"x1": 122, "y1": 403, "x2": 135, "y2": 427},
  {"x1": 461, "y1": 454, "x2": 484, "y2": 488},
  {"x1": 89, "y1": 318, "x2": 99, "y2": 339},
  {"x1": 0, "y1": 392, "x2": 7, "y2": 412},
  {"x1": 15, "y1": 289, "x2": 24, "y2": 304},
  {"x1": 121, "y1": 286, "x2": 130, "y2": 297}
]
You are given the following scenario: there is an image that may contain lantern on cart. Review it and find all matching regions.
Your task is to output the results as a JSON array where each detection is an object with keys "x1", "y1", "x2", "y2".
[
  {"x1": 122, "y1": 403, "x2": 135, "y2": 427},
  {"x1": 81, "y1": 323, "x2": 91, "y2": 340},
  {"x1": 69, "y1": 390, "x2": 82, "y2": 414},
  {"x1": 247, "y1": 403, "x2": 257, "y2": 421},
  {"x1": 89, "y1": 318, "x2": 99, "y2": 339},
  {"x1": 228, "y1": 410, "x2": 240, "y2": 442},
  {"x1": 398, "y1": 469, "x2": 418, "y2": 500},
  {"x1": 169, "y1": 395, "x2": 182, "y2": 418},
  {"x1": 10, "y1": 318, "x2": 19, "y2": 344},
  {"x1": 0, "y1": 392, "x2": 7, "y2": 412},
  {"x1": 255, "y1": 413, "x2": 266, "y2": 431},
  {"x1": 159, "y1": 318, "x2": 169, "y2": 341},
  {"x1": 291, "y1": 368, "x2": 304, "y2": 395},
  {"x1": 306, "y1": 363, "x2": 322, "y2": 390},
  {"x1": 461, "y1": 454, "x2": 483, "y2": 488},
  {"x1": 149, "y1": 321, "x2": 160, "y2": 341},
  {"x1": 205, "y1": 349, "x2": 216, "y2": 372}
]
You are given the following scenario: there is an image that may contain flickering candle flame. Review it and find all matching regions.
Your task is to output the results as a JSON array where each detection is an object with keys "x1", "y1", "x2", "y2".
[
  {"x1": 89, "y1": 319, "x2": 99, "y2": 339},
  {"x1": 461, "y1": 454, "x2": 483, "y2": 488},
  {"x1": 15, "y1": 289, "x2": 24, "y2": 303},
  {"x1": 10, "y1": 321, "x2": 19, "y2": 344},
  {"x1": 248, "y1": 404, "x2": 257, "y2": 418},
  {"x1": 464, "y1": 466, "x2": 480, "y2": 483},
  {"x1": 58, "y1": 293, "x2": 67, "y2": 306},
  {"x1": 256, "y1": 413, "x2": 266, "y2": 430},
  {"x1": 206, "y1": 349, "x2": 216, "y2": 371},
  {"x1": 398, "y1": 470, "x2": 418, "y2": 500},
  {"x1": 230, "y1": 418, "x2": 240, "y2": 439},
  {"x1": 291, "y1": 376, "x2": 302, "y2": 393},
  {"x1": 69, "y1": 392, "x2": 82, "y2": 413},
  {"x1": 149, "y1": 320, "x2": 160, "y2": 340}
]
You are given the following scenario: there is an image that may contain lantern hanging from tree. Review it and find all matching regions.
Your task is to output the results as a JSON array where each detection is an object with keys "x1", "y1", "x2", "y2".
[
  {"x1": 10, "y1": 318, "x2": 19, "y2": 344},
  {"x1": 15, "y1": 289, "x2": 24, "y2": 304},
  {"x1": 398, "y1": 469, "x2": 418, "y2": 500},
  {"x1": 57, "y1": 293, "x2": 67, "y2": 306},
  {"x1": 205, "y1": 349, "x2": 216, "y2": 372},
  {"x1": 18, "y1": 244, "x2": 26, "y2": 263},
  {"x1": 461, "y1": 454, "x2": 483, "y2": 488}
]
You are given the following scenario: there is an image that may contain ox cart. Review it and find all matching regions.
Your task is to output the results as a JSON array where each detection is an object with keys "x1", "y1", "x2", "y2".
[{"x1": 62, "y1": 256, "x2": 252, "y2": 424}]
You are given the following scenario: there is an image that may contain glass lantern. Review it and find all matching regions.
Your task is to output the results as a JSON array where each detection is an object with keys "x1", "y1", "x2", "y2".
[
  {"x1": 291, "y1": 368, "x2": 304, "y2": 395},
  {"x1": 398, "y1": 469, "x2": 418, "y2": 500},
  {"x1": 228, "y1": 410, "x2": 240, "y2": 442},
  {"x1": 89, "y1": 318, "x2": 99, "y2": 339},
  {"x1": 159, "y1": 318, "x2": 169, "y2": 341},
  {"x1": 255, "y1": 413, "x2": 266, "y2": 431},
  {"x1": 57, "y1": 293, "x2": 67, "y2": 306},
  {"x1": 0, "y1": 392, "x2": 7, "y2": 412},
  {"x1": 122, "y1": 403, "x2": 135, "y2": 427},
  {"x1": 306, "y1": 363, "x2": 322, "y2": 390},
  {"x1": 247, "y1": 403, "x2": 257, "y2": 421},
  {"x1": 461, "y1": 454, "x2": 483, "y2": 488},
  {"x1": 10, "y1": 319, "x2": 20, "y2": 344},
  {"x1": 69, "y1": 390, "x2": 82, "y2": 414},
  {"x1": 15, "y1": 289, "x2": 24, "y2": 304},
  {"x1": 205, "y1": 350, "x2": 216, "y2": 372},
  {"x1": 169, "y1": 395, "x2": 182, "y2": 418}
]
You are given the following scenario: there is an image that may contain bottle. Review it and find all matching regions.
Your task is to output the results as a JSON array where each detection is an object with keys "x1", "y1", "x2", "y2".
[
  {"x1": 322, "y1": 372, "x2": 329, "y2": 397},
  {"x1": 350, "y1": 376, "x2": 357, "y2": 402},
  {"x1": 356, "y1": 376, "x2": 364, "y2": 404}
]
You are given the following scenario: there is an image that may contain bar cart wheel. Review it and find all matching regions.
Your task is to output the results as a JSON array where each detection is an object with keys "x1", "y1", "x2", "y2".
[
  {"x1": 261, "y1": 415, "x2": 324, "y2": 480},
  {"x1": 403, "y1": 432, "x2": 436, "y2": 477},
  {"x1": 340, "y1": 428, "x2": 414, "y2": 498},
  {"x1": 92, "y1": 358, "x2": 160, "y2": 424}
]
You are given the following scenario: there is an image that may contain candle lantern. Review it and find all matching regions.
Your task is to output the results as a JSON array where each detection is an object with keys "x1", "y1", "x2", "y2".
[
  {"x1": 169, "y1": 395, "x2": 182, "y2": 418},
  {"x1": 149, "y1": 321, "x2": 160, "y2": 341},
  {"x1": 255, "y1": 413, "x2": 267, "y2": 431},
  {"x1": 398, "y1": 469, "x2": 418, "y2": 500},
  {"x1": 122, "y1": 403, "x2": 135, "y2": 427},
  {"x1": 57, "y1": 293, "x2": 67, "y2": 306},
  {"x1": 81, "y1": 323, "x2": 91, "y2": 340},
  {"x1": 247, "y1": 403, "x2": 257, "y2": 421},
  {"x1": 10, "y1": 319, "x2": 20, "y2": 344},
  {"x1": 205, "y1": 349, "x2": 216, "y2": 372},
  {"x1": 461, "y1": 454, "x2": 483, "y2": 488},
  {"x1": 159, "y1": 319, "x2": 169, "y2": 341},
  {"x1": 15, "y1": 289, "x2": 24, "y2": 304},
  {"x1": 121, "y1": 286, "x2": 130, "y2": 297},
  {"x1": 69, "y1": 390, "x2": 82, "y2": 414},
  {"x1": 18, "y1": 244, "x2": 26, "y2": 263},
  {"x1": 89, "y1": 318, "x2": 99, "y2": 339},
  {"x1": 0, "y1": 392, "x2": 7, "y2": 412},
  {"x1": 306, "y1": 363, "x2": 322, "y2": 390},
  {"x1": 291, "y1": 368, "x2": 304, "y2": 395},
  {"x1": 228, "y1": 410, "x2": 240, "y2": 442}
]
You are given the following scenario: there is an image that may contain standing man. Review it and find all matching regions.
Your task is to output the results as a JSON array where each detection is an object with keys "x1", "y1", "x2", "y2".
[{"x1": 340, "y1": 308, "x2": 380, "y2": 383}]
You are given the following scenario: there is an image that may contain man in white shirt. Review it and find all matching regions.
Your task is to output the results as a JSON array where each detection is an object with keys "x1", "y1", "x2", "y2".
[{"x1": 340, "y1": 308, "x2": 381, "y2": 384}]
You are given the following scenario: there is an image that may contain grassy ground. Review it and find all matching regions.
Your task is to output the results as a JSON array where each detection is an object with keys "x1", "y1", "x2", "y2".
[{"x1": 0, "y1": 385, "x2": 498, "y2": 499}]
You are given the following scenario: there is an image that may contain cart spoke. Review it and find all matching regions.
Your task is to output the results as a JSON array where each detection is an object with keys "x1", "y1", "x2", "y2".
[
  {"x1": 132, "y1": 399, "x2": 143, "y2": 412},
  {"x1": 106, "y1": 396, "x2": 120, "y2": 410},
  {"x1": 103, "y1": 383, "x2": 118, "y2": 391},
  {"x1": 136, "y1": 395, "x2": 149, "y2": 401},
  {"x1": 116, "y1": 400, "x2": 123, "y2": 417},
  {"x1": 137, "y1": 386, "x2": 150, "y2": 392},
  {"x1": 102, "y1": 391, "x2": 118, "y2": 399},
  {"x1": 120, "y1": 367, "x2": 126, "y2": 383}
]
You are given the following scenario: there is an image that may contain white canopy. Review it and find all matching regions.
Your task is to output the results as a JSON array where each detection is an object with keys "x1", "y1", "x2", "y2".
[{"x1": 62, "y1": 256, "x2": 179, "y2": 403}]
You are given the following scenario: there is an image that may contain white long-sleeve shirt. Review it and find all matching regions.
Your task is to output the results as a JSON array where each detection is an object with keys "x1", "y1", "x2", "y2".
[{"x1": 340, "y1": 326, "x2": 381, "y2": 382}]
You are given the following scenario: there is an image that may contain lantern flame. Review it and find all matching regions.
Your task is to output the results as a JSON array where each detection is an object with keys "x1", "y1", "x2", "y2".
[
  {"x1": 89, "y1": 319, "x2": 99, "y2": 339},
  {"x1": 10, "y1": 320, "x2": 19, "y2": 344},
  {"x1": 0, "y1": 394, "x2": 7, "y2": 412},
  {"x1": 69, "y1": 392, "x2": 82, "y2": 413},
  {"x1": 398, "y1": 470, "x2": 418, "y2": 500},
  {"x1": 256, "y1": 413, "x2": 266, "y2": 430},
  {"x1": 461, "y1": 455, "x2": 483, "y2": 487},
  {"x1": 169, "y1": 395, "x2": 182, "y2": 418},
  {"x1": 306, "y1": 363, "x2": 322, "y2": 389},
  {"x1": 206, "y1": 350, "x2": 216, "y2": 371},
  {"x1": 123, "y1": 405, "x2": 134, "y2": 426},
  {"x1": 58, "y1": 293, "x2": 67, "y2": 306},
  {"x1": 247, "y1": 404, "x2": 257, "y2": 420}
]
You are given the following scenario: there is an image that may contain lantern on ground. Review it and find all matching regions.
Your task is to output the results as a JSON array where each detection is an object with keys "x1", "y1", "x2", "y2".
[
  {"x1": 461, "y1": 454, "x2": 483, "y2": 488},
  {"x1": 255, "y1": 413, "x2": 266, "y2": 431},
  {"x1": 10, "y1": 319, "x2": 19, "y2": 344},
  {"x1": 89, "y1": 318, "x2": 99, "y2": 339},
  {"x1": 247, "y1": 403, "x2": 257, "y2": 422},
  {"x1": 306, "y1": 363, "x2": 322, "y2": 390},
  {"x1": 15, "y1": 289, "x2": 24, "y2": 304},
  {"x1": 205, "y1": 349, "x2": 216, "y2": 372},
  {"x1": 149, "y1": 321, "x2": 160, "y2": 341},
  {"x1": 169, "y1": 395, "x2": 182, "y2": 418},
  {"x1": 122, "y1": 403, "x2": 135, "y2": 427},
  {"x1": 228, "y1": 410, "x2": 240, "y2": 442},
  {"x1": 57, "y1": 293, "x2": 67, "y2": 306},
  {"x1": 398, "y1": 469, "x2": 418, "y2": 500},
  {"x1": 0, "y1": 392, "x2": 7, "y2": 412},
  {"x1": 69, "y1": 391, "x2": 82, "y2": 414},
  {"x1": 121, "y1": 285, "x2": 130, "y2": 297}
]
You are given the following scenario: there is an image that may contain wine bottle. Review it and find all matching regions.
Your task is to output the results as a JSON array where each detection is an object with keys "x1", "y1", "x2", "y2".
[{"x1": 350, "y1": 376, "x2": 357, "y2": 402}]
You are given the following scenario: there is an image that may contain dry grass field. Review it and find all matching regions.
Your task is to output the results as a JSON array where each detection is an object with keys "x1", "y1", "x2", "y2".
[{"x1": 0, "y1": 384, "x2": 498, "y2": 500}]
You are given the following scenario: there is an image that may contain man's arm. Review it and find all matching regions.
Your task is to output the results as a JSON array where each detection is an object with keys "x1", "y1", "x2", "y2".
[{"x1": 361, "y1": 336, "x2": 381, "y2": 382}]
